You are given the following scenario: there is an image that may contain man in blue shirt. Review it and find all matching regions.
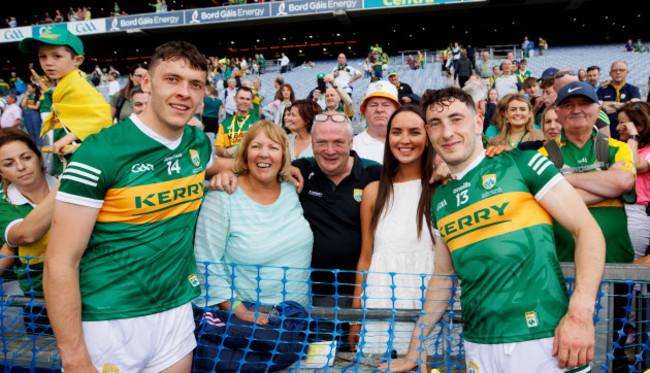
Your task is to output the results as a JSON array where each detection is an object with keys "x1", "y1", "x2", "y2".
[{"x1": 597, "y1": 61, "x2": 641, "y2": 138}]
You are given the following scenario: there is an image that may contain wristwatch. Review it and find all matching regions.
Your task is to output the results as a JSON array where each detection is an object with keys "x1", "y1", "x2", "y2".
[
  {"x1": 331, "y1": 84, "x2": 338, "y2": 88},
  {"x1": 629, "y1": 134, "x2": 641, "y2": 141}
]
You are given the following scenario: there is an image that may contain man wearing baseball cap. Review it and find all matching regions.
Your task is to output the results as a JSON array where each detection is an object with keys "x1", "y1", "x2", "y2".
[
  {"x1": 352, "y1": 81, "x2": 401, "y2": 164},
  {"x1": 540, "y1": 80, "x2": 636, "y2": 372},
  {"x1": 387, "y1": 70, "x2": 420, "y2": 105},
  {"x1": 539, "y1": 80, "x2": 635, "y2": 264}
]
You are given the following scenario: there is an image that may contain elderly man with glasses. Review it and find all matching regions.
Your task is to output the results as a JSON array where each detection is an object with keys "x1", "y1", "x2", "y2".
[
  {"x1": 597, "y1": 61, "x2": 642, "y2": 138},
  {"x1": 292, "y1": 111, "x2": 382, "y2": 309}
]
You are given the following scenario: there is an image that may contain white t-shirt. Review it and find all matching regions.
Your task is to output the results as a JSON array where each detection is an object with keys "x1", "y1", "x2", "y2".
[
  {"x1": 352, "y1": 131, "x2": 384, "y2": 164},
  {"x1": 332, "y1": 64, "x2": 360, "y2": 88},
  {"x1": 281, "y1": 56, "x2": 290, "y2": 67},
  {"x1": 107, "y1": 80, "x2": 120, "y2": 96}
]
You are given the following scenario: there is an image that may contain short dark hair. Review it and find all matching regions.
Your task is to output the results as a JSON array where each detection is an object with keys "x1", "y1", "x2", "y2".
[
  {"x1": 540, "y1": 76, "x2": 555, "y2": 90},
  {"x1": 587, "y1": 65, "x2": 600, "y2": 73},
  {"x1": 523, "y1": 77, "x2": 539, "y2": 89},
  {"x1": 291, "y1": 99, "x2": 322, "y2": 132},
  {"x1": 421, "y1": 87, "x2": 476, "y2": 115},
  {"x1": 130, "y1": 84, "x2": 144, "y2": 99},
  {"x1": 149, "y1": 41, "x2": 207, "y2": 73},
  {"x1": 236, "y1": 86, "x2": 253, "y2": 97}
]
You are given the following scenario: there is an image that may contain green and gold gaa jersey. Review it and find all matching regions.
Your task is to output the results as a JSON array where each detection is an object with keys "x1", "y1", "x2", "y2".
[
  {"x1": 432, "y1": 150, "x2": 568, "y2": 344},
  {"x1": 57, "y1": 116, "x2": 212, "y2": 321},
  {"x1": 215, "y1": 113, "x2": 261, "y2": 150},
  {"x1": 539, "y1": 130, "x2": 634, "y2": 263}
]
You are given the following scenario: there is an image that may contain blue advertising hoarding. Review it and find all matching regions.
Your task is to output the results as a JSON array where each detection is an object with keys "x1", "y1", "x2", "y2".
[
  {"x1": 271, "y1": 0, "x2": 362, "y2": 16},
  {"x1": 105, "y1": 10, "x2": 185, "y2": 31},
  {"x1": 184, "y1": 3, "x2": 270, "y2": 25}
]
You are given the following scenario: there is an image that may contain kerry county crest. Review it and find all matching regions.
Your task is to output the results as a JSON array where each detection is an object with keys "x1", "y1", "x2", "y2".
[
  {"x1": 190, "y1": 149, "x2": 201, "y2": 167},
  {"x1": 353, "y1": 188, "x2": 363, "y2": 202},
  {"x1": 481, "y1": 174, "x2": 496, "y2": 190}
]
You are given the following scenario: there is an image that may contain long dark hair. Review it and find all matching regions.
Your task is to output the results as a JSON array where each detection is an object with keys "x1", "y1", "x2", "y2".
[
  {"x1": 119, "y1": 63, "x2": 147, "y2": 100},
  {"x1": 369, "y1": 104, "x2": 436, "y2": 241},
  {"x1": 617, "y1": 102, "x2": 650, "y2": 148}
]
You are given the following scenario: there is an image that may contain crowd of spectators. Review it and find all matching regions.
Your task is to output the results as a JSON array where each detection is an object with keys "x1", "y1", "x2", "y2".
[{"x1": 3, "y1": 23, "x2": 650, "y2": 371}]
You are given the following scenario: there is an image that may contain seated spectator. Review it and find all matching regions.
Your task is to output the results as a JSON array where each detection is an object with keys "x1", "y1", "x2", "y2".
[
  {"x1": 634, "y1": 39, "x2": 647, "y2": 53},
  {"x1": 616, "y1": 102, "x2": 650, "y2": 261},
  {"x1": 110, "y1": 63, "x2": 147, "y2": 123},
  {"x1": 193, "y1": 118, "x2": 313, "y2": 318},
  {"x1": 490, "y1": 95, "x2": 544, "y2": 147},
  {"x1": 403, "y1": 55, "x2": 417, "y2": 70},
  {"x1": 284, "y1": 99, "x2": 321, "y2": 160},
  {"x1": 625, "y1": 39, "x2": 635, "y2": 52},
  {"x1": 262, "y1": 84, "x2": 295, "y2": 126},
  {"x1": 0, "y1": 128, "x2": 58, "y2": 334}
]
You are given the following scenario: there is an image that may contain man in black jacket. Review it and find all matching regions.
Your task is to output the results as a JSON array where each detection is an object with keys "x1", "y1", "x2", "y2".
[{"x1": 387, "y1": 70, "x2": 420, "y2": 105}]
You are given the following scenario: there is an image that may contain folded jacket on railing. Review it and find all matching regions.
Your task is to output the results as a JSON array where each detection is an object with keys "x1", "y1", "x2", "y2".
[{"x1": 193, "y1": 301, "x2": 309, "y2": 372}]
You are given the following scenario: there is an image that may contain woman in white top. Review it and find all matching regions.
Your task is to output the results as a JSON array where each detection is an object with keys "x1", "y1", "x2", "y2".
[{"x1": 350, "y1": 105, "x2": 436, "y2": 354}]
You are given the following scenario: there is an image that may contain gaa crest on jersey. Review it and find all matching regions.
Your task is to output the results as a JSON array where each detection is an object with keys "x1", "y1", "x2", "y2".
[
  {"x1": 482, "y1": 174, "x2": 496, "y2": 190},
  {"x1": 468, "y1": 360, "x2": 479, "y2": 373},
  {"x1": 190, "y1": 149, "x2": 201, "y2": 167},
  {"x1": 102, "y1": 365, "x2": 120, "y2": 373},
  {"x1": 353, "y1": 188, "x2": 363, "y2": 202},
  {"x1": 525, "y1": 311, "x2": 538, "y2": 327},
  {"x1": 188, "y1": 274, "x2": 200, "y2": 287}
]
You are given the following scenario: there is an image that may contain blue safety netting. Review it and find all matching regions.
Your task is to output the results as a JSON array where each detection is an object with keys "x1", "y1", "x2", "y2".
[{"x1": 1, "y1": 256, "x2": 649, "y2": 372}]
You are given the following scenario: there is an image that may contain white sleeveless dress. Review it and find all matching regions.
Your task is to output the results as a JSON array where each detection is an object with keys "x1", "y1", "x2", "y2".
[{"x1": 361, "y1": 180, "x2": 435, "y2": 355}]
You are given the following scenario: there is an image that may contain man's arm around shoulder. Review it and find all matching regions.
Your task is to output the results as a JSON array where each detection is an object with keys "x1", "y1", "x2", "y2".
[
  {"x1": 44, "y1": 201, "x2": 100, "y2": 373},
  {"x1": 538, "y1": 179, "x2": 605, "y2": 369}
]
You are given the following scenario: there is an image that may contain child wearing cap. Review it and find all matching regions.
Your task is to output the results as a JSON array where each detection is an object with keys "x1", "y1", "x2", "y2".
[{"x1": 19, "y1": 26, "x2": 111, "y2": 175}]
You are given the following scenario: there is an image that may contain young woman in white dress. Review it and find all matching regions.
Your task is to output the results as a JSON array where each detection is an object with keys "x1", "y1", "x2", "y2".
[{"x1": 350, "y1": 104, "x2": 436, "y2": 355}]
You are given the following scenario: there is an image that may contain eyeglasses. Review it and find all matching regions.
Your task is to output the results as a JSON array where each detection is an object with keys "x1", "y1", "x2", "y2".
[
  {"x1": 554, "y1": 70, "x2": 577, "y2": 79},
  {"x1": 314, "y1": 113, "x2": 348, "y2": 123},
  {"x1": 611, "y1": 69, "x2": 627, "y2": 73}
]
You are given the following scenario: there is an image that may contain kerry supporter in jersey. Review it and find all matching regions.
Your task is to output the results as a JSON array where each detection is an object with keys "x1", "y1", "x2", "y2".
[
  {"x1": 0, "y1": 128, "x2": 59, "y2": 332},
  {"x1": 193, "y1": 120, "x2": 313, "y2": 323}
]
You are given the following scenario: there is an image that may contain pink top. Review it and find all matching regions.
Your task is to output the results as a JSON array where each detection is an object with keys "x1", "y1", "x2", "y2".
[{"x1": 636, "y1": 146, "x2": 650, "y2": 205}]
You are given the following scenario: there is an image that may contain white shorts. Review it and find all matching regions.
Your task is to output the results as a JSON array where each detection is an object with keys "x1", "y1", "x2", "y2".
[
  {"x1": 464, "y1": 337, "x2": 590, "y2": 373},
  {"x1": 82, "y1": 302, "x2": 196, "y2": 373}
]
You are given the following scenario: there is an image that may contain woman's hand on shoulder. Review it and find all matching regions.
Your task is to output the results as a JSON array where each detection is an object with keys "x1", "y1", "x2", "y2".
[{"x1": 485, "y1": 144, "x2": 511, "y2": 158}]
